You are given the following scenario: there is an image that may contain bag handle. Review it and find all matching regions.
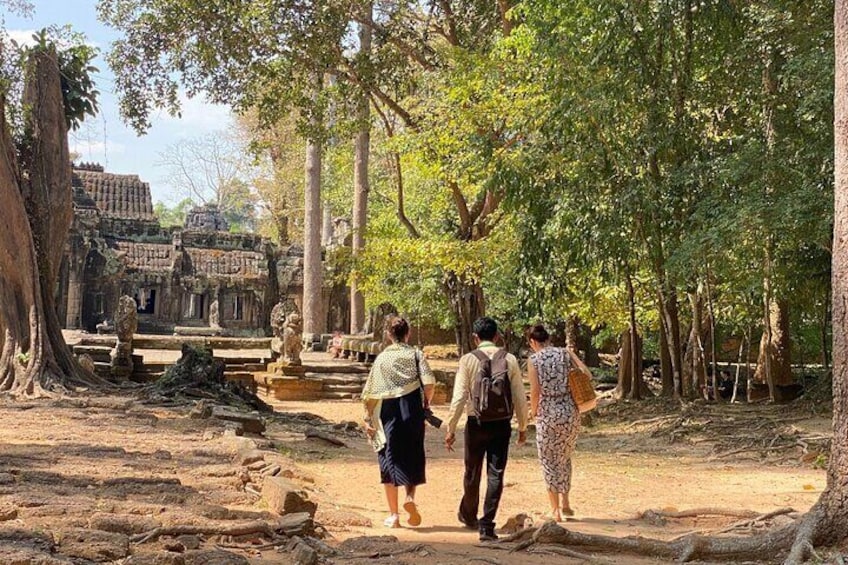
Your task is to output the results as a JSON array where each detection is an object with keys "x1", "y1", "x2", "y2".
[{"x1": 414, "y1": 349, "x2": 429, "y2": 410}]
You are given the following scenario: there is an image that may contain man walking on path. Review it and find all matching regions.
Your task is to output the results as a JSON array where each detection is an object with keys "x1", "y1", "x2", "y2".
[{"x1": 445, "y1": 317, "x2": 528, "y2": 541}]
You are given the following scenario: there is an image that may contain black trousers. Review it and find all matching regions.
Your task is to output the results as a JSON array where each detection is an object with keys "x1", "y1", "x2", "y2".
[{"x1": 458, "y1": 417, "x2": 512, "y2": 531}]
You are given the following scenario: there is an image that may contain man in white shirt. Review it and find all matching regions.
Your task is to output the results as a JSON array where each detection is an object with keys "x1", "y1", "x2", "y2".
[{"x1": 444, "y1": 317, "x2": 528, "y2": 541}]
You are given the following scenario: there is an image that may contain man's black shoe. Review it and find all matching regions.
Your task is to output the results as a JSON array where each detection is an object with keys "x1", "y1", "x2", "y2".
[
  {"x1": 457, "y1": 511, "x2": 478, "y2": 530},
  {"x1": 479, "y1": 530, "x2": 499, "y2": 542}
]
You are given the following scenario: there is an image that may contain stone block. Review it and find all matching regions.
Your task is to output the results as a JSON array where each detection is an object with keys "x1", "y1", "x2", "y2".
[
  {"x1": 211, "y1": 406, "x2": 265, "y2": 434},
  {"x1": 87, "y1": 513, "x2": 161, "y2": 535},
  {"x1": 56, "y1": 528, "x2": 130, "y2": 562},
  {"x1": 262, "y1": 477, "x2": 317, "y2": 517},
  {"x1": 182, "y1": 549, "x2": 249, "y2": 565}
]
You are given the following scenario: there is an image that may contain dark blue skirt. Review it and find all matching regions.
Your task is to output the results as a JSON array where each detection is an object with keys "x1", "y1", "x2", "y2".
[{"x1": 378, "y1": 388, "x2": 426, "y2": 486}]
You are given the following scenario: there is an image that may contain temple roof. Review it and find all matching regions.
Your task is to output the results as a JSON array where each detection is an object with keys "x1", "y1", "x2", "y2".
[{"x1": 73, "y1": 164, "x2": 155, "y2": 221}]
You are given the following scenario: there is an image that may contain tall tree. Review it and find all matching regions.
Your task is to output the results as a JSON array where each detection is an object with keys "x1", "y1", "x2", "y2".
[
  {"x1": 350, "y1": 1, "x2": 372, "y2": 334},
  {"x1": 0, "y1": 40, "x2": 100, "y2": 396}
]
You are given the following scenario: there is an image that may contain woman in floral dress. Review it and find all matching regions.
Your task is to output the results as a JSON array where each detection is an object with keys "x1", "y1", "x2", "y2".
[{"x1": 527, "y1": 323, "x2": 582, "y2": 521}]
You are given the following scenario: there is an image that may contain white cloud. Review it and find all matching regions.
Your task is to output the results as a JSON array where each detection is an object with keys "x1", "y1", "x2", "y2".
[
  {"x1": 6, "y1": 29, "x2": 37, "y2": 47},
  {"x1": 153, "y1": 90, "x2": 232, "y2": 131},
  {"x1": 5, "y1": 28, "x2": 99, "y2": 49}
]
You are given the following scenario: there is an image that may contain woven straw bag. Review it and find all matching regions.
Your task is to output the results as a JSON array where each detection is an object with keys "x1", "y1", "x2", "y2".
[{"x1": 566, "y1": 350, "x2": 597, "y2": 413}]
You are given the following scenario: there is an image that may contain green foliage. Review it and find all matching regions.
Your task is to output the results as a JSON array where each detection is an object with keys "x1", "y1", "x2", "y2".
[
  {"x1": 153, "y1": 198, "x2": 193, "y2": 228},
  {"x1": 102, "y1": 0, "x2": 835, "y2": 359},
  {"x1": 25, "y1": 28, "x2": 100, "y2": 130}
]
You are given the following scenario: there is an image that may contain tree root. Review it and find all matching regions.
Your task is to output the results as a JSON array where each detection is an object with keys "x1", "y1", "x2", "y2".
[
  {"x1": 528, "y1": 543, "x2": 610, "y2": 563},
  {"x1": 131, "y1": 520, "x2": 282, "y2": 544},
  {"x1": 710, "y1": 507, "x2": 796, "y2": 535},
  {"x1": 516, "y1": 520, "x2": 800, "y2": 562},
  {"x1": 498, "y1": 526, "x2": 538, "y2": 543},
  {"x1": 784, "y1": 503, "x2": 825, "y2": 565},
  {"x1": 638, "y1": 507, "x2": 761, "y2": 526}
]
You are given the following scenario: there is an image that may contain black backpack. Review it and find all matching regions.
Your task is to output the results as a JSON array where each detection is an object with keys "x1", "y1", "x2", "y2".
[{"x1": 470, "y1": 349, "x2": 512, "y2": 422}]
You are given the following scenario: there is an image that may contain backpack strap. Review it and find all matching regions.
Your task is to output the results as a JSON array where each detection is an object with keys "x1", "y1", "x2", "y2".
[
  {"x1": 492, "y1": 349, "x2": 508, "y2": 361},
  {"x1": 471, "y1": 349, "x2": 490, "y2": 363}
]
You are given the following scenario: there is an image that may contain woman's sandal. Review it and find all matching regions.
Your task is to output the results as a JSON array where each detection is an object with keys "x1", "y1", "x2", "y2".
[
  {"x1": 403, "y1": 500, "x2": 422, "y2": 527},
  {"x1": 383, "y1": 514, "x2": 400, "y2": 528}
]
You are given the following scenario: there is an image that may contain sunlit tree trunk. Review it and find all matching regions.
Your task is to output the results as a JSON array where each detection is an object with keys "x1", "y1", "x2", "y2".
[
  {"x1": 0, "y1": 49, "x2": 97, "y2": 397},
  {"x1": 443, "y1": 272, "x2": 485, "y2": 355},
  {"x1": 782, "y1": 5, "x2": 848, "y2": 557},
  {"x1": 752, "y1": 298, "x2": 792, "y2": 399},
  {"x1": 350, "y1": 1, "x2": 372, "y2": 335},
  {"x1": 302, "y1": 77, "x2": 324, "y2": 337},
  {"x1": 682, "y1": 286, "x2": 709, "y2": 400}
]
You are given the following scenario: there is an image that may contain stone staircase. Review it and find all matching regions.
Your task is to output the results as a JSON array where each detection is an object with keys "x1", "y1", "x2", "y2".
[
  {"x1": 254, "y1": 361, "x2": 371, "y2": 401},
  {"x1": 71, "y1": 344, "x2": 143, "y2": 381},
  {"x1": 71, "y1": 342, "x2": 268, "y2": 390}
]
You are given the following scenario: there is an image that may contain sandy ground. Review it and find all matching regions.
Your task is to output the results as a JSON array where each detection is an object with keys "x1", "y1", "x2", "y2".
[
  {"x1": 274, "y1": 399, "x2": 827, "y2": 543},
  {"x1": 0, "y1": 356, "x2": 831, "y2": 564}
]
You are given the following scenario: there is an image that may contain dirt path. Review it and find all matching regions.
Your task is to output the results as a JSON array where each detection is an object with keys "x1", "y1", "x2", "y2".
[
  {"x1": 0, "y1": 392, "x2": 828, "y2": 564},
  {"x1": 269, "y1": 399, "x2": 827, "y2": 564}
]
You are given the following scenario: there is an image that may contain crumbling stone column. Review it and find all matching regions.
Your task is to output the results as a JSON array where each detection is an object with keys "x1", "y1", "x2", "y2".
[
  {"x1": 65, "y1": 266, "x2": 83, "y2": 329},
  {"x1": 110, "y1": 295, "x2": 137, "y2": 380}
]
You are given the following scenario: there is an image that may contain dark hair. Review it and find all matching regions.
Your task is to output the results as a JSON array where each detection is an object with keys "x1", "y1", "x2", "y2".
[
  {"x1": 527, "y1": 323, "x2": 550, "y2": 343},
  {"x1": 472, "y1": 317, "x2": 498, "y2": 341},
  {"x1": 388, "y1": 316, "x2": 410, "y2": 342}
]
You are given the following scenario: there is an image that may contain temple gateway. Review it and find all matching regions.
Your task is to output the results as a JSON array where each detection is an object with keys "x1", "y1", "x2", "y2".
[{"x1": 58, "y1": 163, "x2": 347, "y2": 337}]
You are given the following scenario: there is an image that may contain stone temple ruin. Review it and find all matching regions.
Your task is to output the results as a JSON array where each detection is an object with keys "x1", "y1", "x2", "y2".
[
  {"x1": 58, "y1": 163, "x2": 343, "y2": 337},
  {"x1": 58, "y1": 163, "x2": 455, "y2": 401}
]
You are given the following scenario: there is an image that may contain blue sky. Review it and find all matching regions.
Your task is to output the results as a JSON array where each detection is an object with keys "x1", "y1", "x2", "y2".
[{"x1": 4, "y1": 0, "x2": 233, "y2": 205}]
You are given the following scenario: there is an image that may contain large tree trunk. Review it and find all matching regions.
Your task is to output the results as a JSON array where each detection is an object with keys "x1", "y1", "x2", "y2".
[
  {"x1": 751, "y1": 298, "x2": 792, "y2": 401},
  {"x1": 302, "y1": 85, "x2": 324, "y2": 337},
  {"x1": 782, "y1": 4, "x2": 848, "y2": 557},
  {"x1": 0, "y1": 49, "x2": 97, "y2": 396},
  {"x1": 682, "y1": 286, "x2": 710, "y2": 400},
  {"x1": 657, "y1": 295, "x2": 674, "y2": 396},
  {"x1": 616, "y1": 328, "x2": 644, "y2": 400},
  {"x1": 565, "y1": 314, "x2": 579, "y2": 352},
  {"x1": 659, "y1": 285, "x2": 684, "y2": 397},
  {"x1": 350, "y1": 3, "x2": 371, "y2": 335},
  {"x1": 443, "y1": 272, "x2": 485, "y2": 355},
  {"x1": 625, "y1": 271, "x2": 643, "y2": 400}
]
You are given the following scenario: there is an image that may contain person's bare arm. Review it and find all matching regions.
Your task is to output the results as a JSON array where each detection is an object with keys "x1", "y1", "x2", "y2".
[
  {"x1": 423, "y1": 384, "x2": 434, "y2": 403},
  {"x1": 528, "y1": 359, "x2": 540, "y2": 418}
]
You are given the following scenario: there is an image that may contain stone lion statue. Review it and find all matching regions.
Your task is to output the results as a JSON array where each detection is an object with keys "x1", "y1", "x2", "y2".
[
  {"x1": 282, "y1": 311, "x2": 303, "y2": 365},
  {"x1": 270, "y1": 299, "x2": 301, "y2": 364},
  {"x1": 115, "y1": 295, "x2": 138, "y2": 342}
]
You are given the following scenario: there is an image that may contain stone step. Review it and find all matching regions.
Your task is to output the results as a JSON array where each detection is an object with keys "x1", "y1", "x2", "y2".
[
  {"x1": 321, "y1": 391, "x2": 358, "y2": 400},
  {"x1": 224, "y1": 371, "x2": 255, "y2": 380},
  {"x1": 92, "y1": 362, "x2": 111, "y2": 377},
  {"x1": 215, "y1": 356, "x2": 269, "y2": 365},
  {"x1": 303, "y1": 363, "x2": 370, "y2": 375},
  {"x1": 73, "y1": 345, "x2": 112, "y2": 356},
  {"x1": 323, "y1": 384, "x2": 363, "y2": 394},
  {"x1": 78, "y1": 335, "x2": 272, "y2": 350},
  {"x1": 224, "y1": 363, "x2": 266, "y2": 372},
  {"x1": 308, "y1": 374, "x2": 367, "y2": 386}
]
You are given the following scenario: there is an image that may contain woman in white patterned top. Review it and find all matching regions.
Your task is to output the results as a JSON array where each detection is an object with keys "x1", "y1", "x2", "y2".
[
  {"x1": 361, "y1": 317, "x2": 435, "y2": 528},
  {"x1": 527, "y1": 323, "x2": 582, "y2": 521}
]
